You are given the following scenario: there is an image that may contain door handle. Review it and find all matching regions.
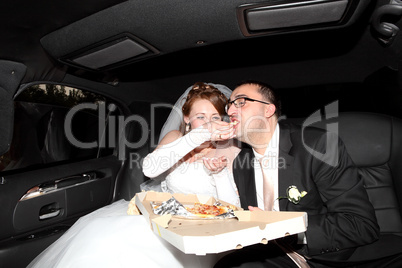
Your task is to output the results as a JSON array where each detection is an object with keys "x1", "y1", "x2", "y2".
[
  {"x1": 39, "y1": 209, "x2": 61, "y2": 220},
  {"x1": 39, "y1": 202, "x2": 62, "y2": 220}
]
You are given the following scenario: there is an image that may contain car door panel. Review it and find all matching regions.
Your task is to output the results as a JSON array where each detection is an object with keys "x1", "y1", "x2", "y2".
[
  {"x1": 0, "y1": 155, "x2": 122, "y2": 267},
  {"x1": 0, "y1": 156, "x2": 121, "y2": 240},
  {"x1": 13, "y1": 169, "x2": 113, "y2": 232}
]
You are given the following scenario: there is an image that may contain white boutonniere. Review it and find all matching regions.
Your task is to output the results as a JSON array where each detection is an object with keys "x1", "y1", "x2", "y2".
[{"x1": 279, "y1": 185, "x2": 307, "y2": 204}]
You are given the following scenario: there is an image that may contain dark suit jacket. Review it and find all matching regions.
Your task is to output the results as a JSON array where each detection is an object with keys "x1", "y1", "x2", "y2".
[{"x1": 233, "y1": 122, "x2": 380, "y2": 263}]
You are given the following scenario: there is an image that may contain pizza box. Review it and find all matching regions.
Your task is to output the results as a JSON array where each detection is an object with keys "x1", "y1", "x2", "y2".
[{"x1": 134, "y1": 191, "x2": 307, "y2": 255}]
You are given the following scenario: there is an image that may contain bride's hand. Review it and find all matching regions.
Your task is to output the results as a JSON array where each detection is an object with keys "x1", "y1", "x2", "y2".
[{"x1": 203, "y1": 121, "x2": 235, "y2": 141}]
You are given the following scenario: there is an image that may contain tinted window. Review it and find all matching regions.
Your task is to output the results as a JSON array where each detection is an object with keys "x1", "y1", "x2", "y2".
[{"x1": 0, "y1": 84, "x2": 121, "y2": 173}]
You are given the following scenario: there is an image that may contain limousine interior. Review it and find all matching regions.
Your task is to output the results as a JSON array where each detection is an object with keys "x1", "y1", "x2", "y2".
[{"x1": 0, "y1": 0, "x2": 401, "y2": 266}]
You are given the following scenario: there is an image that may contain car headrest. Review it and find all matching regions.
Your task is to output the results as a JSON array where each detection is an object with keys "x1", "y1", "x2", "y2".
[{"x1": 294, "y1": 112, "x2": 396, "y2": 167}]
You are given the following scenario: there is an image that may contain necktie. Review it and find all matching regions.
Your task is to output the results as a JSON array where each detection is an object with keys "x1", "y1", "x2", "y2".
[
  {"x1": 259, "y1": 156, "x2": 310, "y2": 268},
  {"x1": 258, "y1": 156, "x2": 275, "y2": 211}
]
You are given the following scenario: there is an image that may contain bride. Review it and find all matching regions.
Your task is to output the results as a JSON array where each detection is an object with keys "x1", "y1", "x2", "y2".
[
  {"x1": 27, "y1": 82, "x2": 240, "y2": 268},
  {"x1": 142, "y1": 82, "x2": 240, "y2": 206}
]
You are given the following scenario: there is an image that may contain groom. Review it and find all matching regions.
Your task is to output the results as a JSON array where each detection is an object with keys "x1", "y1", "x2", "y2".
[{"x1": 214, "y1": 80, "x2": 396, "y2": 267}]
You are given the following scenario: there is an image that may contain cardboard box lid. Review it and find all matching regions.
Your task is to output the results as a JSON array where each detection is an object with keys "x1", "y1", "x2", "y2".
[{"x1": 135, "y1": 191, "x2": 307, "y2": 255}]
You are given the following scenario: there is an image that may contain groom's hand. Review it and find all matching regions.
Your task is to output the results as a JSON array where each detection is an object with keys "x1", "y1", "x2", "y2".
[
  {"x1": 248, "y1": 206, "x2": 263, "y2": 211},
  {"x1": 203, "y1": 156, "x2": 227, "y2": 174}
]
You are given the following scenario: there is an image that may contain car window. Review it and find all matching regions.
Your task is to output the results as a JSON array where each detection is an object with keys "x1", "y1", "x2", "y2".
[{"x1": 0, "y1": 84, "x2": 121, "y2": 173}]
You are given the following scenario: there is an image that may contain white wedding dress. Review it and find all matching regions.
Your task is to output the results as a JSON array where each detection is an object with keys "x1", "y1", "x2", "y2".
[
  {"x1": 28, "y1": 83, "x2": 239, "y2": 268},
  {"x1": 163, "y1": 160, "x2": 219, "y2": 198},
  {"x1": 27, "y1": 200, "x2": 231, "y2": 268},
  {"x1": 28, "y1": 151, "x2": 238, "y2": 268}
]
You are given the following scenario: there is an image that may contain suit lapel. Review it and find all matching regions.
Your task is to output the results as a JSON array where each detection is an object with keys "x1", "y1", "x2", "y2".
[
  {"x1": 234, "y1": 124, "x2": 296, "y2": 210},
  {"x1": 278, "y1": 123, "x2": 295, "y2": 211},
  {"x1": 233, "y1": 145, "x2": 257, "y2": 209}
]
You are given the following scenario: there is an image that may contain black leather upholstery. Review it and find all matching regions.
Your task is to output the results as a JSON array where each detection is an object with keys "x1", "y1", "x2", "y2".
[
  {"x1": 308, "y1": 112, "x2": 402, "y2": 237},
  {"x1": 289, "y1": 112, "x2": 402, "y2": 262}
]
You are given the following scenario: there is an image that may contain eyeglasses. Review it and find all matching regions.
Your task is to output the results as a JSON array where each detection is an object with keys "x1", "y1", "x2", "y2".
[{"x1": 226, "y1": 97, "x2": 271, "y2": 112}]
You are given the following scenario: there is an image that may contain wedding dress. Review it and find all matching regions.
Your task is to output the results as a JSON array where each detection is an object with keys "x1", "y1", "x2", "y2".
[
  {"x1": 28, "y1": 83, "x2": 239, "y2": 268},
  {"x1": 163, "y1": 160, "x2": 219, "y2": 198},
  {"x1": 28, "y1": 200, "x2": 232, "y2": 268},
  {"x1": 28, "y1": 138, "x2": 238, "y2": 268},
  {"x1": 143, "y1": 125, "x2": 241, "y2": 207}
]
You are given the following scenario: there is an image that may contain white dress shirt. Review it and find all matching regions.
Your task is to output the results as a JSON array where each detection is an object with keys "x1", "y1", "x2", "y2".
[
  {"x1": 252, "y1": 123, "x2": 280, "y2": 211},
  {"x1": 252, "y1": 123, "x2": 307, "y2": 244}
]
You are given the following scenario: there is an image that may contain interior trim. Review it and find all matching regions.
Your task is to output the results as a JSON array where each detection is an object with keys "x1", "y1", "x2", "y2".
[
  {"x1": 237, "y1": 0, "x2": 352, "y2": 36},
  {"x1": 60, "y1": 33, "x2": 159, "y2": 71},
  {"x1": 72, "y1": 38, "x2": 149, "y2": 69}
]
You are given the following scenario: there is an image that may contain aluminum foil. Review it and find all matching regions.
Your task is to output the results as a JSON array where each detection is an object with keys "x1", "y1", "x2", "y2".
[{"x1": 151, "y1": 197, "x2": 236, "y2": 219}]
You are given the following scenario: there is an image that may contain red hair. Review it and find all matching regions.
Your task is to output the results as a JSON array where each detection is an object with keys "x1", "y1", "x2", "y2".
[{"x1": 182, "y1": 82, "x2": 227, "y2": 117}]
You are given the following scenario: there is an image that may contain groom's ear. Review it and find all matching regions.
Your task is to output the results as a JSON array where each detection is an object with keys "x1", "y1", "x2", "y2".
[{"x1": 265, "y1": 104, "x2": 276, "y2": 118}]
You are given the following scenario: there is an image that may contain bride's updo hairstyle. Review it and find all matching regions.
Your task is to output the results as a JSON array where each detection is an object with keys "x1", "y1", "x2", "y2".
[
  {"x1": 181, "y1": 82, "x2": 228, "y2": 132},
  {"x1": 182, "y1": 82, "x2": 228, "y2": 116}
]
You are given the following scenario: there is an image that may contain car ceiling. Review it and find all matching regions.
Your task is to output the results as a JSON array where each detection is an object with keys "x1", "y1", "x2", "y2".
[
  {"x1": 0, "y1": 0, "x2": 126, "y2": 81},
  {"x1": 1, "y1": 0, "x2": 402, "y2": 104}
]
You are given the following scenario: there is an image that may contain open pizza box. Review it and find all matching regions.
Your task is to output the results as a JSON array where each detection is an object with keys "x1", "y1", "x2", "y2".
[{"x1": 135, "y1": 191, "x2": 307, "y2": 255}]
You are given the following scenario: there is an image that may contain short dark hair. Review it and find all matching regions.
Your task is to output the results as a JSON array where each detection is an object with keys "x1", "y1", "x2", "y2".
[{"x1": 235, "y1": 80, "x2": 281, "y2": 117}]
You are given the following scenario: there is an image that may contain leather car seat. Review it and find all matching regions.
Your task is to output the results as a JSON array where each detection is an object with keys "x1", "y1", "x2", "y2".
[{"x1": 308, "y1": 112, "x2": 402, "y2": 261}]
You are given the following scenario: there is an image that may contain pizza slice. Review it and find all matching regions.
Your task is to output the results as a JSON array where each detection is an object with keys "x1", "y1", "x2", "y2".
[
  {"x1": 185, "y1": 203, "x2": 236, "y2": 218},
  {"x1": 151, "y1": 197, "x2": 238, "y2": 219}
]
